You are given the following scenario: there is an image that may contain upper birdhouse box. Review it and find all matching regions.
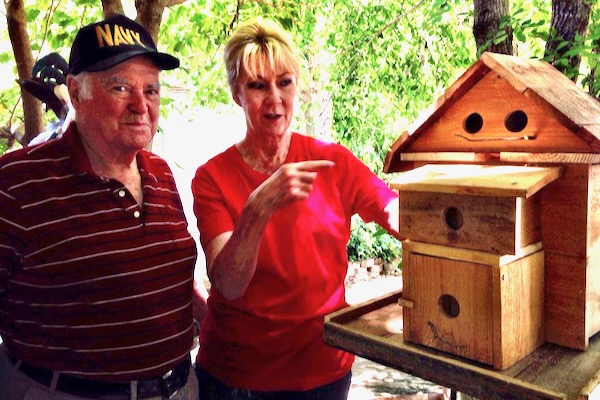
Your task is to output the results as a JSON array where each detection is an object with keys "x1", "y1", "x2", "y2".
[
  {"x1": 384, "y1": 52, "x2": 600, "y2": 353},
  {"x1": 384, "y1": 51, "x2": 600, "y2": 172}
]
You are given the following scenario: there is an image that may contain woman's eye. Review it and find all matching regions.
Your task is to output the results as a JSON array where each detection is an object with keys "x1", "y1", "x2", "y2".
[
  {"x1": 280, "y1": 79, "x2": 292, "y2": 87},
  {"x1": 248, "y1": 82, "x2": 264, "y2": 90}
]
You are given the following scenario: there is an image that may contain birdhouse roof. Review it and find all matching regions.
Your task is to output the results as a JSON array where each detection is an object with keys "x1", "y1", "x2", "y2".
[{"x1": 384, "y1": 52, "x2": 600, "y2": 173}]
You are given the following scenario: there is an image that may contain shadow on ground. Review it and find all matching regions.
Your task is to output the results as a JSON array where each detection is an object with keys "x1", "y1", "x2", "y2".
[{"x1": 350, "y1": 356, "x2": 448, "y2": 400}]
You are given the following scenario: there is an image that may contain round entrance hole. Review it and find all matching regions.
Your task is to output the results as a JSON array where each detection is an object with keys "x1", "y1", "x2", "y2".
[
  {"x1": 463, "y1": 112, "x2": 483, "y2": 134},
  {"x1": 443, "y1": 207, "x2": 464, "y2": 231},
  {"x1": 505, "y1": 110, "x2": 528, "y2": 132},
  {"x1": 439, "y1": 294, "x2": 460, "y2": 318}
]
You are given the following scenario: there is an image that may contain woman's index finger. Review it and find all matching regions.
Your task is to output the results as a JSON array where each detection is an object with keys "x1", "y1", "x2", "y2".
[{"x1": 297, "y1": 160, "x2": 335, "y2": 171}]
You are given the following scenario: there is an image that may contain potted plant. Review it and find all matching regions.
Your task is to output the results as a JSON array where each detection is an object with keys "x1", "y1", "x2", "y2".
[{"x1": 372, "y1": 227, "x2": 402, "y2": 275}]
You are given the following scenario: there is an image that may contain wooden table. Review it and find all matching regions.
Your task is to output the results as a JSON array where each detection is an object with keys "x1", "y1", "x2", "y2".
[{"x1": 324, "y1": 291, "x2": 600, "y2": 400}]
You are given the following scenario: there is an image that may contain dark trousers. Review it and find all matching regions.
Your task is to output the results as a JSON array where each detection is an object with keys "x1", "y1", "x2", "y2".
[{"x1": 195, "y1": 365, "x2": 351, "y2": 400}]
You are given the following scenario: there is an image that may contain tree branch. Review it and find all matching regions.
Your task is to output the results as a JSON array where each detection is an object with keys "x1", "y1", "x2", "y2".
[
  {"x1": 229, "y1": 0, "x2": 243, "y2": 34},
  {"x1": 165, "y1": 0, "x2": 186, "y2": 6},
  {"x1": 6, "y1": 0, "x2": 44, "y2": 144},
  {"x1": 136, "y1": 0, "x2": 166, "y2": 44},
  {"x1": 544, "y1": 0, "x2": 592, "y2": 81},
  {"x1": 473, "y1": 0, "x2": 513, "y2": 55},
  {"x1": 101, "y1": 0, "x2": 124, "y2": 18}
]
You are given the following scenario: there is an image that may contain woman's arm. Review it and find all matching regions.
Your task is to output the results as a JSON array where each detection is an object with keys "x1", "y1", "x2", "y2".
[{"x1": 203, "y1": 160, "x2": 335, "y2": 300}]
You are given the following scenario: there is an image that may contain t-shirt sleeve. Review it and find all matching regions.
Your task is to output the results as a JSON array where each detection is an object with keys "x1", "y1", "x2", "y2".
[{"x1": 332, "y1": 145, "x2": 397, "y2": 224}]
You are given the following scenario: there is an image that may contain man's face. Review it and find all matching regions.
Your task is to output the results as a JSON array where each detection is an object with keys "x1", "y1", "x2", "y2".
[{"x1": 69, "y1": 56, "x2": 161, "y2": 155}]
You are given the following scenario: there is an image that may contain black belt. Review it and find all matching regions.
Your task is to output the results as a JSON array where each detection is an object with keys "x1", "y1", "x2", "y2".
[{"x1": 10, "y1": 354, "x2": 190, "y2": 399}]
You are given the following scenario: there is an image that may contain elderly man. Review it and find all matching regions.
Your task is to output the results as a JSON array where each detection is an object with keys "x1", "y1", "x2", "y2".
[{"x1": 0, "y1": 15, "x2": 203, "y2": 400}]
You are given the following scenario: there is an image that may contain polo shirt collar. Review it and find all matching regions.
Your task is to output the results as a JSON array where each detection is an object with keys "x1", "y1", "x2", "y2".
[
  {"x1": 63, "y1": 123, "x2": 158, "y2": 183},
  {"x1": 63, "y1": 123, "x2": 96, "y2": 176}
]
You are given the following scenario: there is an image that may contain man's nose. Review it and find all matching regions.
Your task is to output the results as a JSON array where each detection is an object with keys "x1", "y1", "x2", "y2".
[{"x1": 128, "y1": 89, "x2": 148, "y2": 113}]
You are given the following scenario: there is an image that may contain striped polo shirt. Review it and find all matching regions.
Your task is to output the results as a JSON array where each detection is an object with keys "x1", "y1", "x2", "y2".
[{"x1": 0, "y1": 126, "x2": 197, "y2": 381}]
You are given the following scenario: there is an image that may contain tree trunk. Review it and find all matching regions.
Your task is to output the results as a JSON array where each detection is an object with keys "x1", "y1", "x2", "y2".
[
  {"x1": 589, "y1": 34, "x2": 600, "y2": 99},
  {"x1": 544, "y1": 0, "x2": 592, "y2": 82},
  {"x1": 134, "y1": 0, "x2": 187, "y2": 45},
  {"x1": 101, "y1": 0, "x2": 124, "y2": 17},
  {"x1": 473, "y1": 0, "x2": 513, "y2": 55},
  {"x1": 6, "y1": 0, "x2": 44, "y2": 145},
  {"x1": 135, "y1": 0, "x2": 166, "y2": 45}
]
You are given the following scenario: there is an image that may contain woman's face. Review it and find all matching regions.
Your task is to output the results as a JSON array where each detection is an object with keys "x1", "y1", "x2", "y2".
[{"x1": 234, "y1": 60, "x2": 296, "y2": 141}]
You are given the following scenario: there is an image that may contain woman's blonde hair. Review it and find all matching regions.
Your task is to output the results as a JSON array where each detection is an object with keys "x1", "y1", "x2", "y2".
[{"x1": 224, "y1": 17, "x2": 301, "y2": 92}]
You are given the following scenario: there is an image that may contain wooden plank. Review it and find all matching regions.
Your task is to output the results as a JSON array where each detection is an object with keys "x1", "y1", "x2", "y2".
[
  {"x1": 587, "y1": 245, "x2": 600, "y2": 346},
  {"x1": 403, "y1": 240, "x2": 543, "y2": 266},
  {"x1": 500, "y1": 153, "x2": 600, "y2": 164},
  {"x1": 400, "y1": 152, "x2": 502, "y2": 163},
  {"x1": 588, "y1": 165, "x2": 600, "y2": 258},
  {"x1": 443, "y1": 58, "x2": 491, "y2": 102},
  {"x1": 521, "y1": 194, "x2": 542, "y2": 252},
  {"x1": 580, "y1": 369, "x2": 600, "y2": 400},
  {"x1": 496, "y1": 250, "x2": 545, "y2": 369},
  {"x1": 396, "y1": 152, "x2": 600, "y2": 165},
  {"x1": 544, "y1": 252, "x2": 588, "y2": 350},
  {"x1": 390, "y1": 164, "x2": 562, "y2": 198},
  {"x1": 537, "y1": 163, "x2": 600, "y2": 350},
  {"x1": 327, "y1": 291, "x2": 405, "y2": 326},
  {"x1": 384, "y1": 132, "x2": 412, "y2": 173},
  {"x1": 539, "y1": 164, "x2": 589, "y2": 259},
  {"x1": 506, "y1": 331, "x2": 600, "y2": 398},
  {"x1": 324, "y1": 291, "x2": 600, "y2": 400}
]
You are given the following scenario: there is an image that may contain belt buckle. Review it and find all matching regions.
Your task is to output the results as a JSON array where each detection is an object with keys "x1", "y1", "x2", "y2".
[{"x1": 160, "y1": 368, "x2": 182, "y2": 399}]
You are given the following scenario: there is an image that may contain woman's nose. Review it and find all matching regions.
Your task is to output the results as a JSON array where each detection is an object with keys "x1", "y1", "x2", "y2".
[{"x1": 265, "y1": 85, "x2": 282, "y2": 103}]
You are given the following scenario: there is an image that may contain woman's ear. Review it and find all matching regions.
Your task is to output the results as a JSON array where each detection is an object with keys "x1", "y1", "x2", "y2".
[{"x1": 232, "y1": 91, "x2": 241, "y2": 106}]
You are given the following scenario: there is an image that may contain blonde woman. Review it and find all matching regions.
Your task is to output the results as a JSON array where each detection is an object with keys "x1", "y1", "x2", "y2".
[{"x1": 192, "y1": 17, "x2": 400, "y2": 400}]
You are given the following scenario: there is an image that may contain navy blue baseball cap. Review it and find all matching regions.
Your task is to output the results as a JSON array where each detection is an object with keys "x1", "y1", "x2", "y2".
[{"x1": 68, "y1": 15, "x2": 179, "y2": 75}]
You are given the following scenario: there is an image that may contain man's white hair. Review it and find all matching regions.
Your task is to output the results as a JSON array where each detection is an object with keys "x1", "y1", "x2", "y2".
[{"x1": 70, "y1": 72, "x2": 93, "y2": 101}]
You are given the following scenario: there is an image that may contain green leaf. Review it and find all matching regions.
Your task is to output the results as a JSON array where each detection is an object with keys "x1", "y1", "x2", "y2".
[{"x1": 26, "y1": 9, "x2": 42, "y2": 21}]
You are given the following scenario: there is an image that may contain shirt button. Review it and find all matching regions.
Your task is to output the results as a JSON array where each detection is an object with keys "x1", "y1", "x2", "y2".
[
  {"x1": 133, "y1": 210, "x2": 141, "y2": 218},
  {"x1": 118, "y1": 190, "x2": 126, "y2": 198}
]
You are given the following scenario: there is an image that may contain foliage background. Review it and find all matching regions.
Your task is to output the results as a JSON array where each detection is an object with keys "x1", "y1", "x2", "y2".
[{"x1": 5, "y1": 0, "x2": 598, "y2": 169}]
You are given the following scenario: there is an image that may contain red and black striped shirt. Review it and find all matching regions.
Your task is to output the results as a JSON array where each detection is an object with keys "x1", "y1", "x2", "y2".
[{"x1": 0, "y1": 126, "x2": 197, "y2": 381}]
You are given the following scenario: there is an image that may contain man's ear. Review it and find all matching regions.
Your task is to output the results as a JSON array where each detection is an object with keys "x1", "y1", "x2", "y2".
[{"x1": 66, "y1": 75, "x2": 80, "y2": 108}]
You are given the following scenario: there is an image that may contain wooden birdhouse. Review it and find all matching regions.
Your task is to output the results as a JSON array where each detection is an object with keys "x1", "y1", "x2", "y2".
[{"x1": 385, "y1": 52, "x2": 600, "y2": 368}]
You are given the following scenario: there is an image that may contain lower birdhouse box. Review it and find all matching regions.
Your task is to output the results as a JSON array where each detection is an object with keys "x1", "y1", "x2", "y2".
[{"x1": 399, "y1": 241, "x2": 545, "y2": 370}]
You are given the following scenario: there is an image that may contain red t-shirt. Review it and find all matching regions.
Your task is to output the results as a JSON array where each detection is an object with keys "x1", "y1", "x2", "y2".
[{"x1": 192, "y1": 133, "x2": 397, "y2": 391}]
